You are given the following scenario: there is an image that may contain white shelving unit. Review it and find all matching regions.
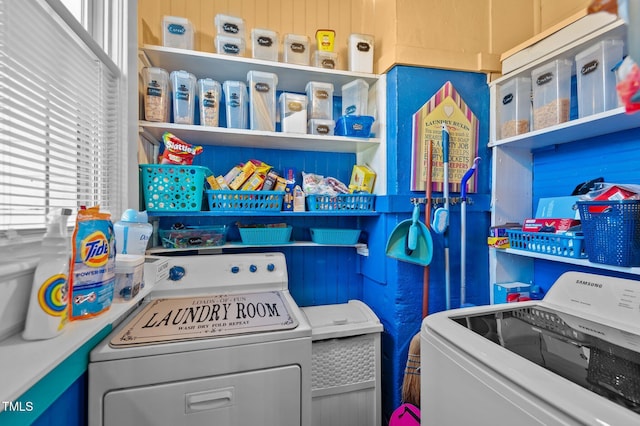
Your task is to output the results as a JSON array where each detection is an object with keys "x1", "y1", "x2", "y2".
[
  {"x1": 488, "y1": 16, "x2": 640, "y2": 290},
  {"x1": 138, "y1": 45, "x2": 387, "y2": 254}
]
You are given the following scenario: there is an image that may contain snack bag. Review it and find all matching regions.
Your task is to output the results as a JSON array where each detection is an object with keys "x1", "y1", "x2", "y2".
[
  {"x1": 160, "y1": 132, "x2": 203, "y2": 165},
  {"x1": 68, "y1": 206, "x2": 116, "y2": 320}
]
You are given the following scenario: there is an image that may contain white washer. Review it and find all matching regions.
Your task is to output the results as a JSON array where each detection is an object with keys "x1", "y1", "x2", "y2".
[
  {"x1": 421, "y1": 271, "x2": 640, "y2": 425},
  {"x1": 89, "y1": 253, "x2": 311, "y2": 426}
]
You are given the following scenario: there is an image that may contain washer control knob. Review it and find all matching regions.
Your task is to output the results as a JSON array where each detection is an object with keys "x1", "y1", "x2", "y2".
[
  {"x1": 231, "y1": 266, "x2": 240, "y2": 274},
  {"x1": 267, "y1": 263, "x2": 275, "y2": 272},
  {"x1": 250, "y1": 264, "x2": 257, "y2": 273}
]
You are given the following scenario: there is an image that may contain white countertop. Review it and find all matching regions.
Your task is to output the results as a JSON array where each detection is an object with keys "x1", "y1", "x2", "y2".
[{"x1": 0, "y1": 285, "x2": 152, "y2": 410}]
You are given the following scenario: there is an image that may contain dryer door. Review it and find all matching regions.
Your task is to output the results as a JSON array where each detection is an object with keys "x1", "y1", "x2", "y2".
[{"x1": 103, "y1": 365, "x2": 300, "y2": 426}]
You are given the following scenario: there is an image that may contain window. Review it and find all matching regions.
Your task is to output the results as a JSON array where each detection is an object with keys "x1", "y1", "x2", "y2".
[{"x1": 0, "y1": 0, "x2": 126, "y2": 243}]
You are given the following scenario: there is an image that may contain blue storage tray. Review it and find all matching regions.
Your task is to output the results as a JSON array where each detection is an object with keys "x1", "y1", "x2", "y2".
[
  {"x1": 334, "y1": 115, "x2": 375, "y2": 138},
  {"x1": 310, "y1": 228, "x2": 361, "y2": 245},
  {"x1": 206, "y1": 190, "x2": 284, "y2": 212},
  {"x1": 506, "y1": 229, "x2": 587, "y2": 259},
  {"x1": 306, "y1": 193, "x2": 375, "y2": 212},
  {"x1": 238, "y1": 226, "x2": 293, "y2": 245}
]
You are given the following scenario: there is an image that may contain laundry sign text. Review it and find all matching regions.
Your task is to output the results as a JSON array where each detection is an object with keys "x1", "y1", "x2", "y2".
[{"x1": 110, "y1": 291, "x2": 297, "y2": 347}]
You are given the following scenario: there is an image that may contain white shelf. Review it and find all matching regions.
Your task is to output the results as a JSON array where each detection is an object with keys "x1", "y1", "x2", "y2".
[
  {"x1": 147, "y1": 242, "x2": 369, "y2": 255},
  {"x1": 488, "y1": 107, "x2": 640, "y2": 150},
  {"x1": 495, "y1": 248, "x2": 640, "y2": 276},
  {"x1": 140, "y1": 44, "x2": 380, "y2": 94},
  {"x1": 139, "y1": 121, "x2": 381, "y2": 153}
]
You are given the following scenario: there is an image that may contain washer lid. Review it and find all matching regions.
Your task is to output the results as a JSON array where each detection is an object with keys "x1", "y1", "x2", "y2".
[
  {"x1": 301, "y1": 300, "x2": 382, "y2": 340},
  {"x1": 109, "y1": 290, "x2": 298, "y2": 348}
]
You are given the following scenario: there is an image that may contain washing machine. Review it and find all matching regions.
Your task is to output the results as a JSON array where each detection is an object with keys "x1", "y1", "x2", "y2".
[
  {"x1": 88, "y1": 253, "x2": 311, "y2": 426},
  {"x1": 421, "y1": 271, "x2": 640, "y2": 425}
]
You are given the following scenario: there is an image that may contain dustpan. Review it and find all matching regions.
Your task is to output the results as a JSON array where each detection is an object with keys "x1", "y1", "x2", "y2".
[{"x1": 386, "y1": 203, "x2": 433, "y2": 266}]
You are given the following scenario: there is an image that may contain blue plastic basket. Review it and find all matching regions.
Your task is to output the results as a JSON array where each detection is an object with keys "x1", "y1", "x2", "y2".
[
  {"x1": 506, "y1": 230, "x2": 586, "y2": 259},
  {"x1": 577, "y1": 200, "x2": 640, "y2": 266},
  {"x1": 206, "y1": 190, "x2": 284, "y2": 212},
  {"x1": 140, "y1": 164, "x2": 209, "y2": 212},
  {"x1": 310, "y1": 228, "x2": 361, "y2": 245},
  {"x1": 306, "y1": 193, "x2": 375, "y2": 212},
  {"x1": 238, "y1": 226, "x2": 292, "y2": 244}
]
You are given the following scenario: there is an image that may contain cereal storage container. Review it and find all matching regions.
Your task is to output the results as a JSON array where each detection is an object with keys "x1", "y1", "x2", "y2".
[
  {"x1": 341, "y1": 79, "x2": 369, "y2": 116},
  {"x1": 251, "y1": 28, "x2": 279, "y2": 61},
  {"x1": 531, "y1": 59, "x2": 572, "y2": 130},
  {"x1": 575, "y1": 39, "x2": 624, "y2": 118},
  {"x1": 348, "y1": 33, "x2": 374, "y2": 73},
  {"x1": 170, "y1": 70, "x2": 196, "y2": 125},
  {"x1": 223, "y1": 80, "x2": 248, "y2": 129},
  {"x1": 142, "y1": 67, "x2": 169, "y2": 122},
  {"x1": 162, "y1": 16, "x2": 194, "y2": 50},
  {"x1": 498, "y1": 77, "x2": 531, "y2": 139},
  {"x1": 279, "y1": 93, "x2": 308, "y2": 134},
  {"x1": 305, "y1": 81, "x2": 334, "y2": 120},
  {"x1": 247, "y1": 70, "x2": 278, "y2": 131},
  {"x1": 198, "y1": 78, "x2": 222, "y2": 127}
]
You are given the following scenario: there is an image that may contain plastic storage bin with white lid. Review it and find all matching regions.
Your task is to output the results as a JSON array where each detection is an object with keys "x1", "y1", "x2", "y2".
[
  {"x1": 162, "y1": 16, "x2": 194, "y2": 50},
  {"x1": 170, "y1": 70, "x2": 196, "y2": 125},
  {"x1": 214, "y1": 14, "x2": 245, "y2": 37},
  {"x1": 247, "y1": 70, "x2": 278, "y2": 131},
  {"x1": 215, "y1": 35, "x2": 246, "y2": 56},
  {"x1": 348, "y1": 33, "x2": 374, "y2": 73},
  {"x1": 308, "y1": 119, "x2": 335, "y2": 136},
  {"x1": 531, "y1": 58, "x2": 572, "y2": 131},
  {"x1": 198, "y1": 78, "x2": 222, "y2": 127},
  {"x1": 251, "y1": 28, "x2": 279, "y2": 61},
  {"x1": 279, "y1": 92, "x2": 308, "y2": 134},
  {"x1": 301, "y1": 300, "x2": 382, "y2": 426},
  {"x1": 341, "y1": 79, "x2": 369, "y2": 116},
  {"x1": 283, "y1": 33, "x2": 310, "y2": 66},
  {"x1": 222, "y1": 80, "x2": 248, "y2": 129},
  {"x1": 313, "y1": 51, "x2": 338, "y2": 69},
  {"x1": 305, "y1": 81, "x2": 334, "y2": 120},
  {"x1": 498, "y1": 77, "x2": 531, "y2": 139},
  {"x1": 575, "y1": 39, "x2": 624, "y2": 118},
  {"x1": 142, "y1": 67, "x2": 170, "y2": 122}
]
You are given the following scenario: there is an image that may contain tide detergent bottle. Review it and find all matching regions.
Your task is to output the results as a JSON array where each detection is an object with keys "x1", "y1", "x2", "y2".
[{"x1": 23, "y1": 208, "x2": 72, "y2": 340}]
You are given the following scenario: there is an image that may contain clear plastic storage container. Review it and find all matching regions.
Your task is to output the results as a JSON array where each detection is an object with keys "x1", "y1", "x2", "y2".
[
  {"x1": 531, "y1": 59, "x2": 572, "y2": 130},
  {"x1": 170, "y1": 70, "x2": 196, "y2": 124},
  {"x1": 162, "y1": 16, "x2": 194, "y2": 50},
  {"x1": 341, "y1": 79, "x2": 369, "y2": 116},
  {"x1": 575, "y1": 39, "x2": 624, "y2": 118},
  {"x1": 283, "y1": 34, "x2": 310, "y2": 65},
  {"x1": 279, "y1": 93, "x2": 308, "y2": 134},
  {"x1": 251, "y1": 28, "x2": 279, "y2": 61},
  {"x1": 247, "y1": 71, "x2": 278, "y2": 131},
  {"x1": 348, "y1": 33, "x2": 374, "y2": 73},
  {"x1": 142, "y1": 67, "x2": 170, "y2": 122},
  {"x1": 198, "y1": 78, "x2": 222, "y2": 127},
  {"x1": 215, "y1": 35, "x2": 246, "y2": 56},
  {"x1": 114, "y1": 254, "x2": 144, "y2": 302},
  {"x1": 313, "y1": 51, "x2": 338, "y2": 69},
  {"x1": 498, "y1": 77, "x2": 531, "y2": 139},
  {"x1": 308, "y1": 119, "x2": 335, "y2": 136},
  {"x1": 223, "y1": 80, "x2": 248, "y2": 129},
  {"x1": 305, "y1": 81, "x2": 334, "y2": 120},
  {"x1": 214, "y1": 14, "x2": 245, "y2": 38}
]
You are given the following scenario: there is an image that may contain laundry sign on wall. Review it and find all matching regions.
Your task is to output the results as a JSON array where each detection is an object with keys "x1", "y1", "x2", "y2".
[{"x1": 411, "y1": 81, "x2": 479, "y2": 192}]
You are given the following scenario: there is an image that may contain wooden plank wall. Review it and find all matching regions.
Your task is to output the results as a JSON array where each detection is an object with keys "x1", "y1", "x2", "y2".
[{"x1": 138, "y1": 0, "x2": 377, "y2": 72}]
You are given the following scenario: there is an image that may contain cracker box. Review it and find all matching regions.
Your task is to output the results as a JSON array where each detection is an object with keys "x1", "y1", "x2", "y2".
[
  {"x1": 494, "y1": 282, "x2": 531, "y2": 304},
  {"x1": 522, "y1": 218, "x2": 580, "y2": 233},
  {"x1": 349, "y1": 164, "x2": 376, "y2": 193}
]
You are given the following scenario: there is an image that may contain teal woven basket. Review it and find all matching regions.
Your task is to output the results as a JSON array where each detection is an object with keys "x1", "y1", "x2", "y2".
[
  {"x1": 140, "y1": 164, "x2": 209, "y2": 212},
  {"x1": 310, "y1": 228, "x2": 361, "y2": 245}
]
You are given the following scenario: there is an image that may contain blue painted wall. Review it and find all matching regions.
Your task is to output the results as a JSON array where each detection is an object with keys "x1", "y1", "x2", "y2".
[{"x1": 360, "y1": 65, "x2": 492, "y2": 418}]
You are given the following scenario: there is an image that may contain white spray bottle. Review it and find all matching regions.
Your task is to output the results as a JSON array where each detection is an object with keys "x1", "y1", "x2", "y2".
[{"x1": 22, "y1": 208, "x2": 72, "y2": 340}]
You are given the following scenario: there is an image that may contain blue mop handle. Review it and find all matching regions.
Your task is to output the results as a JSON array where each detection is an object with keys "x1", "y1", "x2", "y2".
[{"x1": 460, "y1": 157, "x2": 481, "y2": 199}]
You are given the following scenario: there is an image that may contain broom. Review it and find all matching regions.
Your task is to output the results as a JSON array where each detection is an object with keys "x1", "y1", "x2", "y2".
[{"x1": 401, "y1": 139, "x2": 433, "y2": 407}]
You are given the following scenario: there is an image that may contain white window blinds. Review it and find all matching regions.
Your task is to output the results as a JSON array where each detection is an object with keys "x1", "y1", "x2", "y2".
[{"x1": 0, "y1": 0, "x2": 124, "y2": 237}]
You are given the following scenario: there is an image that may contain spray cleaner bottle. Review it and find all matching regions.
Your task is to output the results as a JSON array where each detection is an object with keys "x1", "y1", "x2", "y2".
[{"x1": 22, "y1": 208, "x2": 72, "y2": 340}]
